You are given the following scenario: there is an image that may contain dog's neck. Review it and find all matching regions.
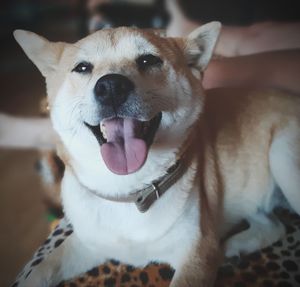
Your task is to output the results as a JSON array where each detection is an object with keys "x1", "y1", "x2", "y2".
[
  {"x1": 58, "y1": 119, "x2": 200, "y2": 203},
  {"x1": 76, "y1": 158, "x2": 188, "y2": 212}
]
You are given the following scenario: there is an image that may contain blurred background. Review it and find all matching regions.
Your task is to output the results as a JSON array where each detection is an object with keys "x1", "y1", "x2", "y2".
[
  {"x1": 0, "y1": 0, "x2": 299, "y2": 286},
  {"x1": 0, "y1": 2, "x2": 85, "y2": 286}
]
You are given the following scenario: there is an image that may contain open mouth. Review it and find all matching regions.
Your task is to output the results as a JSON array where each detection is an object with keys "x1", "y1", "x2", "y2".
[{"x1": 85, "y1": 113, "x2": 162, "y2": 175}]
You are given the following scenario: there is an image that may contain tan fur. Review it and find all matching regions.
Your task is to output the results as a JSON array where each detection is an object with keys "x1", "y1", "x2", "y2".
[
  {"x1": 175, "y1": 88, "x2": 300, "y2": 286},
  {"x1": 204, "y1": 88, "x2": 300, "y2": 220}
]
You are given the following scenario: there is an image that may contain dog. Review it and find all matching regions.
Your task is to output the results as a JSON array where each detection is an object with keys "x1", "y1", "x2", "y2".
[{"x1": 13, "y1": 22, "x2": 300, "y2": 287}]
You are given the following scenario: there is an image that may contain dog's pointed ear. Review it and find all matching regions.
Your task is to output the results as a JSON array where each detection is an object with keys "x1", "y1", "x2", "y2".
[
  {"x1": 13, "y1": 30, "x2": 65, "y2": 77},
  {"x1": 185, "y1": 22, "x2": 221, "y2": 71}
]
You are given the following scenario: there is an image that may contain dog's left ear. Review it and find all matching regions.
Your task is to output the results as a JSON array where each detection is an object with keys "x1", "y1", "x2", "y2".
[
  {"x1": 13, "y1": 30, "x2": 66, "y2": 77},
  {"x1": 185, "y1": 22, "x2": 221, "y2": 71}
]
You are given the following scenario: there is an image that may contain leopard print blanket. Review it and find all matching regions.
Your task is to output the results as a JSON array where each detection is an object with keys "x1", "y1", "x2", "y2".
[{"x1": 13, "y1": 211, "x2": 300, "y2": 287}]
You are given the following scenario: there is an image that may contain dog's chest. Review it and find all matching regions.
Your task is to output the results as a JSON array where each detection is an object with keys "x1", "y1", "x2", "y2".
[{"x1": 61, "y1": 169, "x2": 199, "y2": 265}]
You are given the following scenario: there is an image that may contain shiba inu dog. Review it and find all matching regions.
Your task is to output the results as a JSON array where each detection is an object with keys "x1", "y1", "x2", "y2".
[{"x1": 13, "y1": 22, "x2": 300, "y2": 287}]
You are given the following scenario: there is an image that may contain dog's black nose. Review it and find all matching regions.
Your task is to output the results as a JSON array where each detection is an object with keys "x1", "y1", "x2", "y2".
[{"x1": 94, "y1": 74, "x2": 134, "y2": 107}]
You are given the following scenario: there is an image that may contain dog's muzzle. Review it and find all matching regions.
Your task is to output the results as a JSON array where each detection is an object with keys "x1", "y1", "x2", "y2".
[{"x1": 86, "y1": 73, "x2": 162, "y2": 175}]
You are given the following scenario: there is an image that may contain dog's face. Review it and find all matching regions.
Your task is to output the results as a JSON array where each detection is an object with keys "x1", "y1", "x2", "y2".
[{"x1": 14, "y1": 24, "x2": 220, "y2": 187}]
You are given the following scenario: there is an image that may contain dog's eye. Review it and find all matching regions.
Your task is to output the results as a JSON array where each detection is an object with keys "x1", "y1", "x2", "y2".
[
  {"x1": 136, "y1": 54, "x2": 163, "y2": 70},
  {"x1": 72, "y1": 62, "x2": 93, "y2": 74}
]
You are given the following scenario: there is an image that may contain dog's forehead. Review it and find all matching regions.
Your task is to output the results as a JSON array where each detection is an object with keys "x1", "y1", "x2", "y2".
[{"x1": 73, "y1": 28, "x2": 159, "y2": 62}]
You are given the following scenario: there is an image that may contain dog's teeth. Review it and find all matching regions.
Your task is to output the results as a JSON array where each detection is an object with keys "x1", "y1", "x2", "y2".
[{"x1": 100, "y1": 122, "x2": 107, "y2": 140}]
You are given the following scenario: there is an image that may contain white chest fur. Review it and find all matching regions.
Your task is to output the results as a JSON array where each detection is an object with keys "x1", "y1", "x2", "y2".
[{"x1": 61, "y1": 168, "x2": 200, "y2": 268}]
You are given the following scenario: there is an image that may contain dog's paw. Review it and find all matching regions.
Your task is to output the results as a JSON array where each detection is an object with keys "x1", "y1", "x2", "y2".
[
  {"x1": 224, "y1": 239, "x2": 242, "y2": 258},
  {"x1": 225, "y1": 236, "x2": 258, "y2": 258},
  {"x1": 225, "y1": 232, "x2": 260, "y2": 258},
  {"x1": 225, "y1": 215, "x2": 286, "y2": 258},
  {"x1": 225, "y1": 229, "x2": 260, "y2": 258}
]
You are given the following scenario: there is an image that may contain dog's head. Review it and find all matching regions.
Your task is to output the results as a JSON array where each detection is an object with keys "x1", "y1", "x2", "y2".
[{"x1": 14, "y1": 23, "x2": 220, "y2": 192}]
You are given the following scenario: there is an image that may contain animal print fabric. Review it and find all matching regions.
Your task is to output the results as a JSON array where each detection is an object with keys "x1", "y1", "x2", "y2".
[
  {"x1": 12, "y1": 211, "x2": 300, "y2": 287},
  {"x1": 12, "y1": 219, "x2": 73, "y2": 287}
]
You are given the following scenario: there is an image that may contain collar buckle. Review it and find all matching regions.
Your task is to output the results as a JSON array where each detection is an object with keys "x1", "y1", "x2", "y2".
[
  {"x1": 152, "y1": 183, "x2": 160, "y2": 199},
  {"x1": 135, "y1": 161, "x2": 186, "y2": 213}
]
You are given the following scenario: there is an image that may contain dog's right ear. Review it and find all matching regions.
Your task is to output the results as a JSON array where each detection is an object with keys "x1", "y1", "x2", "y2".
[
  {"x1": 184, "y1": 22, "x2": 221, "y2": 71},
  {"x1": 13, "y1": 30, "x2": 65, "y2": 77}
]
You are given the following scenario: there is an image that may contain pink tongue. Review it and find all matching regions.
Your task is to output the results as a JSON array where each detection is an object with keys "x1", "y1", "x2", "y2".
[{"x1": 100, "y1": 118, "x2": 148, "y2": 175}]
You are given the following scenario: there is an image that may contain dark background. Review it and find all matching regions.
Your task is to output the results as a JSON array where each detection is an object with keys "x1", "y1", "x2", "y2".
[
  {"x1": 177, "y1": 0, "x2": 300, "y2": 25},
  {"x1": 0, "y1": 0, "x2": 299, "y2": 286}
]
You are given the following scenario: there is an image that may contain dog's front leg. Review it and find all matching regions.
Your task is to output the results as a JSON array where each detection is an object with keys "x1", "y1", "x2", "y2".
[
  {"x1": 170, "y1": 237, "x2": 221, "y2": 287},
  {"x1": 14, "y1": 220, "x2": 104, "y2": 287}
]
